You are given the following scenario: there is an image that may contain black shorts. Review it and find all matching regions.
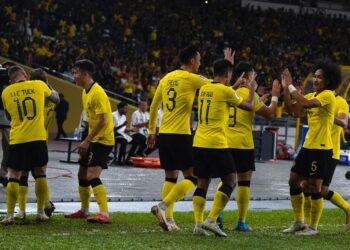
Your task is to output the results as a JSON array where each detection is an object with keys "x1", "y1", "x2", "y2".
[
  {"x1": 7, "y1": 140, "x2": 48, "y2": 171},
  {"x1": 79, "y1": 142, "x2": 113, "y2": 169},
  {"x1": 230, "y1": 149, "x2": 255, "y2": 173},
  {"x1": 158, "y1": 134, "x2": 194, "y2": 170},
  {"x1": 323, "y1": 158, "x2": 338, "y2": 187},
  {"x1": 193, "y1": 147, "x2": 236, "y2": 178},
  {"x1": 291, "y1": 148, "x2": 332, "y2": 179}
]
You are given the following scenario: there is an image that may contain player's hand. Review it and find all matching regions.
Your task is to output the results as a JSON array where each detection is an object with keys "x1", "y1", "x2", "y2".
[
  {"x1": 281, "y1": 68, "x2": 292, "y2": 88},
  {"x1": 271, "y1": 79, "x2": 281, "y2": 97},
  {"x1": 232, "y1": 72, "x2": 245, "y2": 89},
  {"x1": 79, "y1": 140, "x2": 90, "y2": 155},
  {"x1": 147, "y1": 134, "x2": 156, "y2": 148},
  {"x1": 260, "y1": 93, "x2": 270, "y2": 104},
  {"x1": 224, "y1": 48, "x2": 235, "y2": 64},
  {"x1": 295, "y1": 80, "x2": 304, "y2": 94}
]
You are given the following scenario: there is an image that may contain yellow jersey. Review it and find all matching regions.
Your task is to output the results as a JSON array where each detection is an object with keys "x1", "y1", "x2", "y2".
[
  {"x1": 332, "y1": 95, "x2": 349, "y2": 159},
  {"x1": 226, "y1": 87, "x2": 264, "y2": 149},
  {"x1": 82, "y1": 83, "x2": 114, "y2": 146},
  {"x1": 303, "y1": 90, "x2": 335, "y2": 150},
  {"x1": 44, "y1": 100, "x2": 56, "y2": 140},
  {"x1": 2, "y1": 80, "x2": 52, "y2": 144},
  {"x1": 193, "y1": 82, "x2": 243, "y2": 148},
  {"x1": 149, "y1": 69, "x2": 211, "y2": 135}
]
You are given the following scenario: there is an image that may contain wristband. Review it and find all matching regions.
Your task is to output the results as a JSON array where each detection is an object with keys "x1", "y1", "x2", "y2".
[
  {"x1": 288, "y1": 85, "x2": 297, "y2": 93},
  {"x1": 271, "y1": 96, "x2": 278, "y2": 103}
]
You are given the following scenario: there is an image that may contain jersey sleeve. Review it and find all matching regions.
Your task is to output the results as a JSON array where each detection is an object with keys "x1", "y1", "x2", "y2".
[
  {"x1": 315, "y1": 91, "x2": 333, "y2": 106},
  {"x1": 37, "y1": 80, "x2": 52, "y2": 97},
  {"x1": 148, "y1": 81, "x2": 163, "y2": 134},
  {"x1": 226, "y1": 87, "x2": 243, "y2": 106},
  {"x1": 131, "y1": 111, "x2": 138, "y2": 126},
  {"x1": 338, "y1": 97, "x2": 349, "y2": 115},
  {"x1": 254, "y1": 93, "x2": 264, "y2": 112},
  {"x1": 191, "y1": 74, "x2": 211, "y2": 89}
]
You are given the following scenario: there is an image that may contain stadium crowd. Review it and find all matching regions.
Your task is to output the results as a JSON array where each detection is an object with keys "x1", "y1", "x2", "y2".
[{"x1": 1, "y1": 0, "x2": 350, "y2": 101}]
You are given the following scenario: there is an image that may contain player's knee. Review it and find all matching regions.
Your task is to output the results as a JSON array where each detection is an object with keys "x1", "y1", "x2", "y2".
[
  {"x1": 193, "y1": 187, "x2": 207, "y2": 198},
  {"x1": 19, "y1": 175, "x2": 29, "y2": 186},
  {"x1": 185, "y1": 176, "x2": 197, "y2": 186},
  {"x1": 321, "y1": 186, "x2": 331, "y2": 199},
  {"x1": 219, "y1": 183, "x2": 234, "y2": 198}
]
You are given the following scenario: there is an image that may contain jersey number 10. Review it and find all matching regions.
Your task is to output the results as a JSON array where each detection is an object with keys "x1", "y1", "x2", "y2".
[{"x1": 14, "y1": 97, "x2": 37, "y2": 121}]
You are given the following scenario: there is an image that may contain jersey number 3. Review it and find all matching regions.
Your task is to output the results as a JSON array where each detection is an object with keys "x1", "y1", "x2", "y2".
[
  {"x1": 14, "y1": 97, "x2": 37, "y2": 121},
  {"x1": 166, "y1": 88, "x2": 177, "y2": 111}
]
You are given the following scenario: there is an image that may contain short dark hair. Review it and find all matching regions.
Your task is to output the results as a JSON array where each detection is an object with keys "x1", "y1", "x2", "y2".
[
  {"x1": 73, "y1": 59, "x2": 95, "y2": 75},
  {"x1": 30, "y1": 68, "x2": 47, "y2": 83},
  {"x1": 312, "y1": 61, "x2": 341, "y2": 91},
  {"x1": 179, "y1": 45, "x2": 199, "y2": 65},
  {"x1": 233, "y1": 61, "x2": 253, "y2": 79},
  {"x1": 2, "y1": 61, "x2": 16, "y2": 68},
  {"x1": 117, "y1": 102, "x2": 128, "y2": 109},
  {"x1": 213, "y1": 59, "x2": 233, "y2": 77},
  {"x1": 8, "y1": 65, "x2": 25, "y2": 81}
]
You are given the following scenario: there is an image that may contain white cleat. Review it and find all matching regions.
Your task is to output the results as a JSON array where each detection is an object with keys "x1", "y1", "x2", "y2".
[
  {"x1": 14, "y1": 211, "x2": 26, "y2": 220},
  {"x1": 151, "y1": 203, "x2": 169, "y2": 231},
  {"x1": 36, "y1": 213, "x2": 50, "y2": 222},
  {"x1": 167, "y1": 218, "x2": 180, "y2": 231},
  {"x1": 202, "y1": 218, "x2": 227, "y2": 237},
  {"x1": 1, "y1": 214, "x2": 15, "y2": 225},
  {"x1": 295, "y1": 227, "x2": 319, "y2": 236},
  {"x1": 193, "y1": 223, "x2": 210, "y2": 236},
  {"x1": 282, "y1": 220, "x2": 307, "y2": 233}
]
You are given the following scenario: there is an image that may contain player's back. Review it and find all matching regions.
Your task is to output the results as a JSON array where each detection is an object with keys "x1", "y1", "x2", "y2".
[
  {"x1": 1, "y1": 80, "x2": 51, "y2": 144},
  {"x1": 158, "y1": 69, "x2": 209, "y2": 135},
  {"x1": 193, "y1": 82, "x2": 242, "y2": 149},
  {"x1": 227, "y1": 87, "x2": 263, "y2": 149},
  {"x1": 332, "y1": 95, "x2": 349, "y2": 159}
]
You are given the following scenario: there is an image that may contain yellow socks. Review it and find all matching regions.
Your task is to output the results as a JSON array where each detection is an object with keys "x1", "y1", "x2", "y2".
[
  {"x1": 290, "y1": 188, "x2": 304, "y2": 221},
  {"x1": 35, "y1": 176, "x2": 49, "y2": 210},
  {"x1": 193, "y1": 188, "x2": 207, "y2": 223},
  {"x1": 163, "y1": 177, "x2": 196, "y2": 207},
  {"x1": 237, "y1": 182, "x2": 250, "y2": 222},
  {"x1": 18, "y1": 175, "x2": 29, "y2": 212},
  {"x1": 91, "y1": 178, "x2": 108, "y2": 214},
  {"x1": 6, "y1": 179, "x2": 19, "y2": 213},
  {"x1": 304, "y1": 193, "x2": 312, "y2": 224},
  {"x1": 327, "y1": 191, "x2": 350, "y2": 212},
  {"x1": 208, "y1": 184, "x2": 233, "y2": 221},
  {"x1": 162, "y1": 178, "x2": 177, "y2": 219},
  {"x1": 310, "y1": 193, "x2": 324, "y2": 229},
  {"x1": 18, "y1": 185, "x2": 29, "y2": 212}
]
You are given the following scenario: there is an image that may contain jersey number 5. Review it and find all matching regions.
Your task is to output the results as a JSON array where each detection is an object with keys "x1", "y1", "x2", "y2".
[
  {"x1": 14, "y1": 97, "x2": 37, "y2": 121},
  {"x1": 166, "y1": 88, "x2": 177, "y2": 111}
]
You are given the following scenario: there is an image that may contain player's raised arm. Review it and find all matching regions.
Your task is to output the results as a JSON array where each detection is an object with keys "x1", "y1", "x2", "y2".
[{"x1": 256, "y1": 79, "x2": 280, "y2": 119}]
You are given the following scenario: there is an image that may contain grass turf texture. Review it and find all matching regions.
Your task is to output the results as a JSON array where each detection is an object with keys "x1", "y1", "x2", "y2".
[{"x1": 0, "y1": 209, "x2": 350, "y2": 249}]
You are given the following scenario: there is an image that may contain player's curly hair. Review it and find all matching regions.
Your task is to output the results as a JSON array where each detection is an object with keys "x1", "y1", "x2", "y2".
[{"x1": 312, "y1": 61, "x2": 341, "y2": 90}]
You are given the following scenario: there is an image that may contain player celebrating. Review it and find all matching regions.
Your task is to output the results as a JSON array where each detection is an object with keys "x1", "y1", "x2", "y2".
[
  {"x1": 64, "y1": 60, "x2": 114, "y2": 224},
  {"x1": 223, "y1": 62, "x2": 280, "y2": 231},
  {"x1": 192, "y1": 59, "x2": 255, "y2": 237},
  {"x1": 1, "y1": 66, "x2": 59, "y2": 224},
  {"x1": 282, "y1": 63, "x2": 341, "y2": 236}
]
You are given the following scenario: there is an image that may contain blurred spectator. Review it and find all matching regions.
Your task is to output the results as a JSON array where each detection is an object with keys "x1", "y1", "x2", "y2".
[
  {"x1": 126, "y1": 100, "x2": 149, "y2": 161},
  {"x1": 54, "y1": 93, "x2": 69, "y2": 139}
]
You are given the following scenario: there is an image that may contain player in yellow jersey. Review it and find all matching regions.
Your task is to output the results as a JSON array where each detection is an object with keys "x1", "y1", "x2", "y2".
[
  {"x1": 217, "y1": 62, "x2": 280, "y2": 232},
  {"x1": 303, "y1": 93, "x2": 350, "y2": 229},
  {"x1": 65, "y1": 59, "x2": 114, "y2": 224},
  {"x1": 282, "y1": 62, "x2": 341, "y2": 236},
  {"x1": 15, "y1": 68, "x2": 59, "y2": 220},
  {"x1": 1, "y1": 66, "x2": 60, "y2": 224},
  {"x1": 147, "y1": 45, "x2": 211, "y2": 231},
  {"x1": 192, "y1": 59, "x2": 255, "y2": 236},
  {"x1": 148, "y1": 46, "x2": 236, "y2": 231}
]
